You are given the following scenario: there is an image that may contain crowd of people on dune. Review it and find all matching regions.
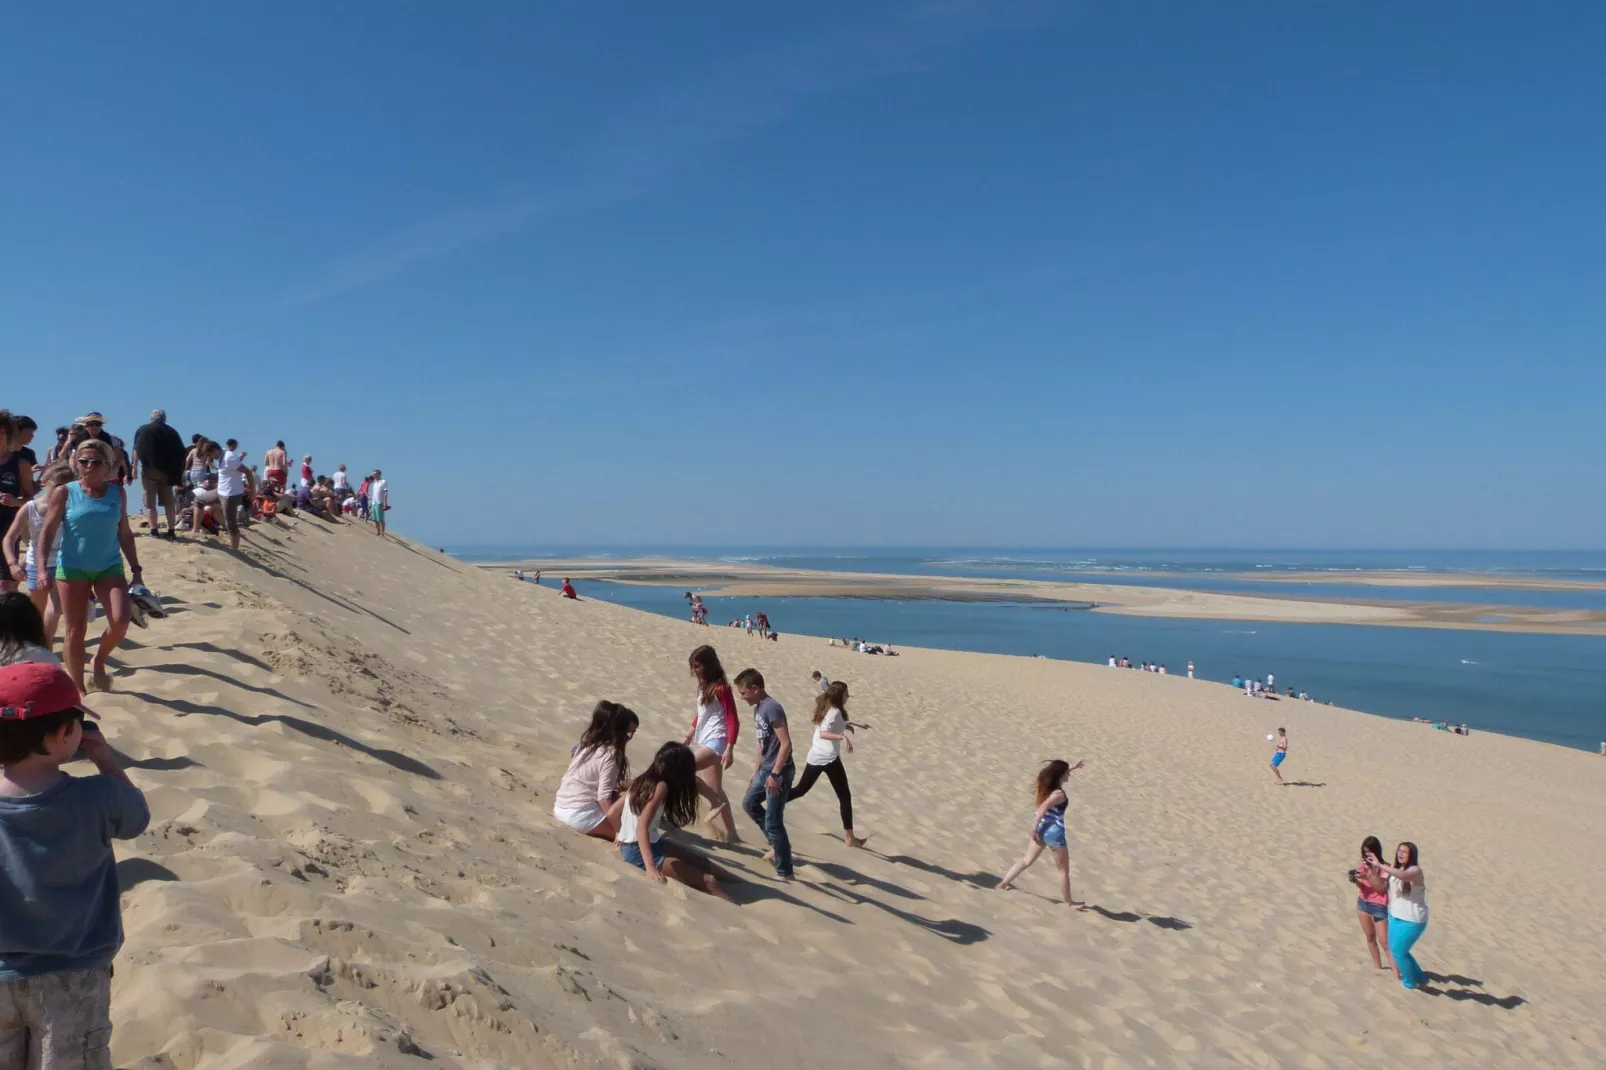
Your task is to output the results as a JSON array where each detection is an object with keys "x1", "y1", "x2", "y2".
[{"x1": 0, "y1": 404, "x2": 407, "y2": 1064}]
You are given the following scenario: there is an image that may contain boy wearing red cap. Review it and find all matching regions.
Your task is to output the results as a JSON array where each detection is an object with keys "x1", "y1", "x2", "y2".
[{"x1": 0, "y1": 662, "x2": 149, "y2": 1066}]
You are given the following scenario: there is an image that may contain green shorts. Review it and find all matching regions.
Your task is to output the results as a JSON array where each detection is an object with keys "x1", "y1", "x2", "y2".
[{"x1": 55, "y1": 565, "x2": 125, "y2": 583}]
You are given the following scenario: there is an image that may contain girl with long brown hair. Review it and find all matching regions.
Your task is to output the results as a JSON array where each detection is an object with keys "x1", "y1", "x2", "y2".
[
  {"x1": 682, "y1": 644, "x2": 740, "y2": 841},
  {"x1": 616, "y1": 742, "x2": 734, "y2": 899},
  {"x1": 998, "y1": 758, "x2": 1088, "y2": 911},
  {"x1": 787, "y1": 679, "x2": 865, "y2": 847}
]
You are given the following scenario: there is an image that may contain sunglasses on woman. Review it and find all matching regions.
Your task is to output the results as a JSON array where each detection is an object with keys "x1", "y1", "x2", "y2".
[{"x1": 75, "y1": 457, "x2": 105, "y2": 468}]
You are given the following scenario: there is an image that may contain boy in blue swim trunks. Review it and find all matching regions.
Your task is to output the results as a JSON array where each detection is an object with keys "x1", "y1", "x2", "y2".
[{"x1": 1270, "y1": 727, "x2": 1288, "y2": 785}]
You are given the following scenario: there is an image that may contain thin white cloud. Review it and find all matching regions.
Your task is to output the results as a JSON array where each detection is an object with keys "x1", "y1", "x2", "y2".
[{"x1": 286, "y1": 0, "x2": 1065, "y2": 304}]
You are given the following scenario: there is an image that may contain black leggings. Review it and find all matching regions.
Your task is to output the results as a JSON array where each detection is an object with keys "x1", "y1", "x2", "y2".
[{"x1": 788, "y1": 758, "x2": 852, "y2": 830}]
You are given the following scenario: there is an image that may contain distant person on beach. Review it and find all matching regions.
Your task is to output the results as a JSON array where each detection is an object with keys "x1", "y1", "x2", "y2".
[
  {"x1": 368, "y1": 470, "x2": 389, "y2": 536},
  {"x1": 560, "y1": 578, "x2": 578, "y2": 600},
  {"x1": 1232, "y1": 675, "x2": 1242, "y2": 690},
  {"x1": 1368, "y1": 841, "x2": 1429, "y2": 989},
  {"x1": 554, "y1": 701, "x2": 638, "y2": 840},
  {"x1": 1267, "y1": 672, "x2": 1275, "y2": 692},
  {"x1": 788, "y1": 680, "x2": 865, "y2": 848},
  {"x1": 1270, "y1": 727, "x2": 1288, "y2": 785},
  {"x1": 331, "y1": 464, "x2": 350, "y2": 495},
  {"x1": 615, "y1": 742, "x2": 734, "y2": 900},
  {"x1": 35, "y1": 439, "x2": 141, "y2": 693},
  {"x1": 300, "y1": 454, "x2": 314, "y2": 489},
  {"x1": 736, "y1": 667, "x2": 795, "y2": 880},
  {"x1": 811, "y1": 669, "x2": 830, "y2": 692},
  {"x1": 0, "y1": 662, "x2": 151, "y2": 1066},
  {"x1": 997, "y1": 758, "x2": 1087, "y2": 911},
  {"x1": 1350, "y1": 835, "x2": 1393, "y2": 972},
  {"x1": 1107, "y1": 655, "x2": 1116, "y2": 667},
  {"x1": 756, "y1": 611, "x2": 770, "y2": 639},
  {"x1": 263, "y1": 441, "x2": 289, "y2": 490},
  {"x1": 1187, "y1": 661, "x2": 1195, "y2": 679},
  {"x1": 683, "y1": 646, "x2": 740, "y2": 842}
]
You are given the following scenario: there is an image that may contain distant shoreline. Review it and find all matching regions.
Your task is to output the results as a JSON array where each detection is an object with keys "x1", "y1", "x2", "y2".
[{"x1": 476, "y1": 558, "x2": 1606, "y2": 637}]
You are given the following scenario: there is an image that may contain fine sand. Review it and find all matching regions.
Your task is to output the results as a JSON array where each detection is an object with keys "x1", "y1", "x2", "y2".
[
  {"x1": 88, "y1": 522, "x2": 1604, "y2": 1067},
  {"x1": 489, "y1": 559, "x2": 1606, "y2": 636}
]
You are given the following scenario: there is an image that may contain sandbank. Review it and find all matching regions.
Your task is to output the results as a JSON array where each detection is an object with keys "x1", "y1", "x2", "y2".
[{"x1": 486, "y1": 558, "x2": 1606, "y2": 636}]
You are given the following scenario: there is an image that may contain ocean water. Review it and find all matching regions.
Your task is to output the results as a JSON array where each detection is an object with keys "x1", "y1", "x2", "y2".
[{"x1": 447, "y1": 548, "x2": 1606, "y2": 752}]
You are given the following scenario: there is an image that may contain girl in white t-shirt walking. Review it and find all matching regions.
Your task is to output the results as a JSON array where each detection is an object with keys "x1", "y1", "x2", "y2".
[{"x1": 787, "y1": 680, "x2": 865, "y2": 847}]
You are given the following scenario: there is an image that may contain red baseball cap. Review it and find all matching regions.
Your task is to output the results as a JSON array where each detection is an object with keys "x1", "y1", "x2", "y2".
[{"x1": 0, "y1": 662, "x2": 99, "y2": 721}]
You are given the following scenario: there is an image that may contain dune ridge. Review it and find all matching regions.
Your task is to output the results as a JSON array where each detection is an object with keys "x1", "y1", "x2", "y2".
[{"x1": 91, "y1": 517, "x2": 1604, "y2": 1067}]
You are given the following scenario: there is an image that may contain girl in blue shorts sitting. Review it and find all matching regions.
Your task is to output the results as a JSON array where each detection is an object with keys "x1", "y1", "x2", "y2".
[
  {"x1": 998, "y1": 758, "x2": 1088, "y2": 911},
  {"x1": 616, "y1": 742, "x2": 735, "y2": 900}
]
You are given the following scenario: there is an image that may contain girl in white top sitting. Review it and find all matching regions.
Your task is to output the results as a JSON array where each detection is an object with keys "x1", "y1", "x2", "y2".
[
  {"x1": 553, "y1": 701, "x2": 638, "y2": 840},
  {"x1": 787, "y1": 680, "x2": 865, "y2": 847},
  {"x1": 1369, "y1": 840, "x2": 1429, "y2": 989},
  {"x1": 617, "y1": 742, "x2": 734, "y2": 900}
]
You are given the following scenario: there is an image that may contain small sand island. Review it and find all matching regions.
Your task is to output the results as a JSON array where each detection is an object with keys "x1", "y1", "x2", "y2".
[{"x1": 486, "y1": 559, "x2": 1606, "y2": 637}]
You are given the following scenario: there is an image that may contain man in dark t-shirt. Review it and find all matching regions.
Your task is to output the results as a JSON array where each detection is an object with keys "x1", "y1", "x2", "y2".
[
  {"x1": 735, "y1": 667, "x2": 795, "y2": 879},
  {"x1": 14, "y1": 417, "x2": 38, "y2": 469},
  {"x1": 133, "y1": 409, "x2": 186, "y2": 539}
]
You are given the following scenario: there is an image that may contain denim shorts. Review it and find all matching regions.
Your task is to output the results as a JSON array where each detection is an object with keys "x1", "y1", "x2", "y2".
[
  {"x1": 1037, "y1": 821, "x2": 1067, "y2": 850},
  {"x1": 1357, "y1": 898, "x2": 1388, "y2": 921},
  {"x1": 619, "y1": 840, "x2": 667, "y2": 870}
]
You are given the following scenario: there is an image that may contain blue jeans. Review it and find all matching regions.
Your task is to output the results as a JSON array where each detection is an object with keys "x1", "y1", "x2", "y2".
[
  {"x1": 743, "y1": 761, "x2": 795, "y2": 877},
  {"x1": 1387, "y1": 916, "x2": 1428, "y2": 988}
]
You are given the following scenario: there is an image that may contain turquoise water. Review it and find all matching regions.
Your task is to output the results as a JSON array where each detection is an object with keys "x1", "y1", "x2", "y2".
[{"x1": 449, "y1": 548, "x2": 1606, "y2": 752}]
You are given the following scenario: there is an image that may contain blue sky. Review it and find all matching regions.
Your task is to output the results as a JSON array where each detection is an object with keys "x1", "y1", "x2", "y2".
[{"x1": 4, "y1": 2, "x2": 1602, "y2": 548}]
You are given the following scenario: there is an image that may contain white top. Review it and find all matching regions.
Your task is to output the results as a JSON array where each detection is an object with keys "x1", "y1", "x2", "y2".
[
  {"x1": 370, "y1": 478, "x2": 388, "y2": 506},
  {"x1": 1108, "y1": 657, "x2": 1116, "y2": 667},
  {"x1": 332, "y1": 470, "x2": 349, "y2": 491},
  {"x1": 1267, "y1": 674, "x2": 1275, "y2": 687},
  {"x1": 1388, "y1": 872, "x2": 1429, "y2": 924},
  {"x1": 806, "y1": 708, "x2": 847, "y2": 765},
  {"x1": 23, "y1": 499, "x2": 61, "y2": 569},
  {"x1": 217, "y1": 450, "x2": 247, "y2": 497},
  {"x1": 692, "y1": 693, "x2": 728, "y2": 749},
  {"x1": 616, "y1": 794, "x2": 661, "y2": 845},
  {"x1": 0, "y1": 643, "x2": 61, "y2": 667}
]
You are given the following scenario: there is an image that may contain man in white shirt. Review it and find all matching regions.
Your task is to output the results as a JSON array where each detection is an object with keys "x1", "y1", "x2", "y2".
[
  {"x1": 368, "y1": 470, "x2": 389, "y2": 536},
  {"x1": 216, "y1": 438, "x2": 248, "y2": 551},
  {"x1": 331, "y1": 464, "x2": 350, "y2": 495}
]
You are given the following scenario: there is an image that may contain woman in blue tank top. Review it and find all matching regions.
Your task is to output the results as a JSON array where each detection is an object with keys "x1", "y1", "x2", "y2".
[
  {"x1": 997, "y1": 757, "x2": 1089, "y2": 912},
  {"x1": 34, "y1": 438, "x2": 143, "y2": 693}
]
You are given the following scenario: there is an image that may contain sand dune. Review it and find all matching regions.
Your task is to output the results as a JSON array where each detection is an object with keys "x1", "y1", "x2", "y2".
[{"x1": 86, "y1": 518, "x2": 1605, "y2": 1067}]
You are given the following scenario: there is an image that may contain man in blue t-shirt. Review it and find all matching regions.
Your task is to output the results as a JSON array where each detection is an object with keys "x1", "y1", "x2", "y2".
[
  {"x1": 734, "y1": 668, "x2": 795, "y2": 879},
  {"x1": 0, "y1": 662, "x2": 151, "y2": 1064}
]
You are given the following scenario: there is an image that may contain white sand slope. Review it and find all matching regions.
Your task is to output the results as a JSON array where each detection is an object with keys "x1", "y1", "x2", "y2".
[{"x1": 88, "y1": 517, "x2": 1605, "y2": 1068}]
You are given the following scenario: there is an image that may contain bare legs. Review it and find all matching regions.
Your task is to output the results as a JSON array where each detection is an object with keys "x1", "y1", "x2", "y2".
[
  {"x1": 997, "y1": 840, "x2": 1085, "y2": 910},
  {"x1": 60, "y1": 579, "x2": 92, "y2": 692},
  {"x1": 1270, "y1": 758, "x2": 1284, "y2": 785},
  {"x1": 1357, "y1": 911, "x2": 1393, "y2": 970},
  {"x1": 657, "y1": 855, "x2": 734, "y2": 901},
  {"x1": 89, "y1": 575, "x2": 130, "y2": 691},
  {"x1": 692, "y1": 746, "x2": 740, "y2": 842},
  {"x1": 28, "y1": 579, "x2": 61, "y2": 650}
]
